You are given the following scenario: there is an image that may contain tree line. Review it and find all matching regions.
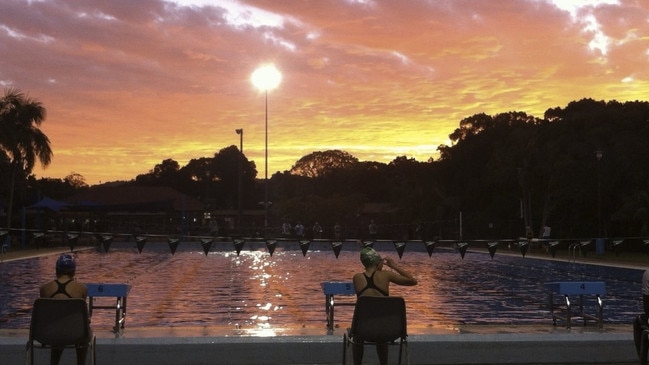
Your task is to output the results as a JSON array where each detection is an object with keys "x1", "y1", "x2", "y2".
[{"x1": 3, "y1": 88, "x2": 649, "y2": 241}]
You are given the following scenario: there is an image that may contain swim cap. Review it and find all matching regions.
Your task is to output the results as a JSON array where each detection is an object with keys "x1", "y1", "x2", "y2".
[
  {"x1": 360, "y1": 247, "x2": 382, "y2": 268},
  {"x1": 56, "y1": 253, "x2": 76, "y2": 274}
]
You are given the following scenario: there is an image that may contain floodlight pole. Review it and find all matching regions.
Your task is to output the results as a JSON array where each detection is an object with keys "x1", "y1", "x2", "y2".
[
  {"x1": 264, "y1": 91, "x2": 269, "y2": 238},
  {"x1": 236, "y1": 129, "x2": 243, "y2": 235}
]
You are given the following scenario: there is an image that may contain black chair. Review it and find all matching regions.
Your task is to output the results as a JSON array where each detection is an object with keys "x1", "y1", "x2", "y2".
[
  {"x1": 25, "y1": 298, "x2": 96, "y2": 365},
  {"x1": 635, "y1": 314, "x2": 649, "y2": 365},
  {"x1": 342, "y1": 296, "x2": 408, "y2": 365}
]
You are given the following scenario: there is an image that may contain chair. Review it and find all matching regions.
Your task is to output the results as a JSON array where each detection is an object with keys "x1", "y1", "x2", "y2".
[
  {"x1": 25, "y1": 298, "x2": 96, "y2": 365},
  {"x1": 342, "y1": 296, "x2": 408, "y2": 365},
  {"x1": 634, "y1": 314, "x2": 649, "y2": 365}
]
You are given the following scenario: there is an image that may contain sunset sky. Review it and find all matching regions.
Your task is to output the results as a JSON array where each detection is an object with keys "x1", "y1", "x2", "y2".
[{"x1": 2, "y1": 0, "x2": 648, "y2": 185}]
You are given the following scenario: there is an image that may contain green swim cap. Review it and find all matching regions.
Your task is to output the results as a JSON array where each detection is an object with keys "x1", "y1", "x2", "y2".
[{"x1": 360, "y1": 247, "x2": 382, "y2": 268}]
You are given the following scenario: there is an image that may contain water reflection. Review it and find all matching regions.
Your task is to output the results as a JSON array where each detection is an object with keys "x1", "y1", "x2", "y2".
[{"x1": 0, "y1": 241, "x2": 643, "y2": 334}]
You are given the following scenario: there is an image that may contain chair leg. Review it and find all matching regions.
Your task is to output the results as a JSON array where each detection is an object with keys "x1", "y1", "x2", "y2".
[
  {"x1": 635, "y1": 316, "x2": 645, "y2": 362},
  {"x1": 405, "y1": 341, "x2": 409, "y2": 365},
  {"x1": 397, "y1": 345, "x2": 402, "y2": 365},
  {"x1": 24, "y1": 342, "x2": 33, "y2": 365},
  {"x1": 342, "y1": 333, "x2": 348, "y2": 365},
  {"x1": 397, "y1": 340, "x2": 403, "y2": 365},
  {"x1": 90, "y1": 336, "x2": 96, "y2": 365},
  {"x1": 642, "y1": 329, "x2": 649, "y2": 365},
  {"x1": 29, "y1": 343, "x2": 34, "y2": 365}
]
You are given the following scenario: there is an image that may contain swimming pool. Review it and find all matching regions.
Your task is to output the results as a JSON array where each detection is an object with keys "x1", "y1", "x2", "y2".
[{"x1": 0, "y1": 240, "x2": 643, "y2": 334}]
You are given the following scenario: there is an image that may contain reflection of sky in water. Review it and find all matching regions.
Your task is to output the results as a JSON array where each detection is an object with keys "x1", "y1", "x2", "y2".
[{"x1": 0, "y1": 241, "x2": 643, "y2": 334}]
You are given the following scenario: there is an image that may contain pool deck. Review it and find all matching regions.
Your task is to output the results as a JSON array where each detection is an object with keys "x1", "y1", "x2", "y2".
[
  {"x1": 0, "y1": 323, "x2": 638, "y2": 365},
  {"x1": 0, "y1": 246, "x2": 645, "y2": 364}
]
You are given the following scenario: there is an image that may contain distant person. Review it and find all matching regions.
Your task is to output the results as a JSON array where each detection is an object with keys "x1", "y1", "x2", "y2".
[
  {"x1": 525, "y1": 225, "x2": 533, "y2": 240},
  {"x1": 209, "y1": 219, "x2": 219, "y2": 236},
  {"x1": 352, "y1": 247, "x2": 418, "y2": 365},
  {"x1": 312, "y1": 222, "x2": 323, "y2": 239},
  {"x1": 294, "y1": 221, "x2": 305, "y2": 239},
  {"x1": 334, "y1": 222, "x2": 342, "y2": 240},
  {"x1": 541, "y1": 224, "x2": 552, "y2": 253},
  {"x1": 39, "y1": 253, "x2": 89, "y2": 365},
  {"x1": 368, "y1": 220, "x2": 378, "y2": 240},
  {"x1": 281, "y1": 221, "x2": 292, "y2": 237}
]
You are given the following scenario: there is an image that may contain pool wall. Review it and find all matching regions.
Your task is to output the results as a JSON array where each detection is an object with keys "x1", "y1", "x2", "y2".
[{"x1": 0, "y1": 332, "x2": 637, "y2": 364}]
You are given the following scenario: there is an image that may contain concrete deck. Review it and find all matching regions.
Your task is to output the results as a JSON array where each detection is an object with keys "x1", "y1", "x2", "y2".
[{"x1": 1, "y1": 324, "x2": 639, "y2": 365}]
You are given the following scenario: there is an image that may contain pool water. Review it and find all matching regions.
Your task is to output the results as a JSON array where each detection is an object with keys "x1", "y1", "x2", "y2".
[{"x1": 0, "y1": 240, "x2": 643, "y2": 334}]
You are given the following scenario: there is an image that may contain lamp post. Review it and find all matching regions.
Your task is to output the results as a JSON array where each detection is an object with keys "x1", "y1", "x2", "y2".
[
  {"x1": 235, "y1": 129, "x2": 243, "y2": 235},
  {"x1": 596, "y1": 150, "x2": 603, "y2": 238},
  {"x1": 251, "y1": 64, "x2": 282, "y2": 237}
]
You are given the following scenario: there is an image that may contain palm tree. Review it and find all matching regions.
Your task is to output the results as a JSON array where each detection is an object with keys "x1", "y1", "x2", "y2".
[{"x1": 0, "y1": 88, "x2": 52, "y2": 229}]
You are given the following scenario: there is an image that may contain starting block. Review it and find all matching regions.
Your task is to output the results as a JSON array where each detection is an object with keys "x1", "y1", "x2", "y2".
[
  {"x1": 545, "y1": 281, "x2": 606, "y2": 328},
  {"x1": 321, "y1": 281, "x2": 356, "y2": 329},
  {"x1": 87, "y1": 283, "x2": 131, "y2": 333}
]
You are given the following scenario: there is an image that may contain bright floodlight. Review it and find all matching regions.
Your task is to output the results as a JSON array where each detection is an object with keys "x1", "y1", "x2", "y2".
[{"x1": 251, "y1": 64, "x2": 282, "y2": 91}]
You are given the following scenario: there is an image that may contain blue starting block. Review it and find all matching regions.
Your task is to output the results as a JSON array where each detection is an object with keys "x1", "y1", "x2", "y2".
[
  {"x1": 545, "y1": 281, "x2": 606, "y2": 328},
  {"x1": 87, "y1": 283, "x2": 131, "y2": 333},
  {"x1": 321, "y1": 281, "x2": 356, "y2": 329}
]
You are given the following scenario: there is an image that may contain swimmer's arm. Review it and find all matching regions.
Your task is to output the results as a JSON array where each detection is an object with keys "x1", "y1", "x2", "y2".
[{"x1": 384, "y1": 258, "x2": 417, "y2": 286}]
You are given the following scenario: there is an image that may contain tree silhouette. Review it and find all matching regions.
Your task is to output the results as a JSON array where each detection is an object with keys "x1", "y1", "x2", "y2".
[
  {"x1": 290, "y1": 150, "x2": 359, "y2": 177},
  {"x1": 0, "y1": 88, "x2": 52, "y2": 229},
  {"x1": 22, "y1": 96, "x2": 649, "y2": 242}
]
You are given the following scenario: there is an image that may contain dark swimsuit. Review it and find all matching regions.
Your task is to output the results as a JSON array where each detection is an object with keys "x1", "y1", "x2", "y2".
[
  {"x1": 357, "y1": 272, "x2": 388, "y2": 297},
  {"x1": 50, "y1": 279, "x2": 73, "y2": 298}
]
